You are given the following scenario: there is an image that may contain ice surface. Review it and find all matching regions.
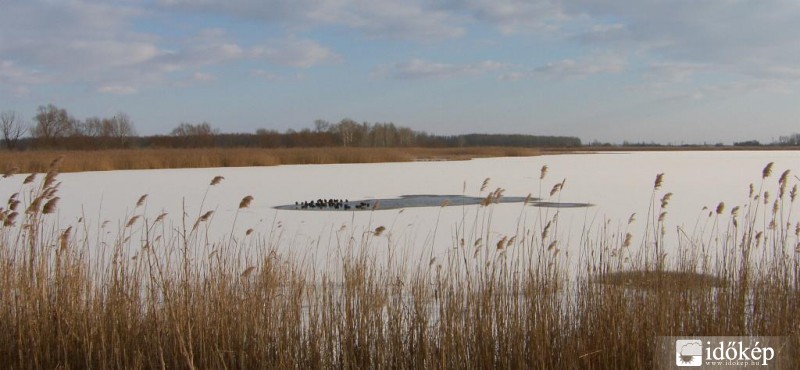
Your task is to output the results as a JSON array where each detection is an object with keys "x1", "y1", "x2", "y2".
[{"x1": 2, "y1": 151, "x2": 797, "y2": 273}]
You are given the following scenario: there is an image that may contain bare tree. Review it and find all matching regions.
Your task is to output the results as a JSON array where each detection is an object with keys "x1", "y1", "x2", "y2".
[
  {"x1": 111, "y1": 112, "x2": 136, "y2": 146},
  {"x1": 81, "y1": 117, "x2": 104, "y2": 137},
  {"x1": 171, "y1": 121, "x2": 217, "y2": 147},
  {"x1": 171, "y1": 121, "x2": 217, "y2": 136},
  {"x1": 80, "y1": 112, "x2": 136, "y2": 147},
  {"x1": 398, "y1": 127, "x2": 415, "y2": 146},
  {"x1": 1, "y1": 111, "x2": 26, "y2": 150},
  {"x1": 31, "y1": 104, "x2": 77, "y2": 146},
  {"x1": 334, "y1": 119, "x2": 359, "y2": 147},
  {"x1": 313, "y1": 119, "x2": 330, "y2": 133}
]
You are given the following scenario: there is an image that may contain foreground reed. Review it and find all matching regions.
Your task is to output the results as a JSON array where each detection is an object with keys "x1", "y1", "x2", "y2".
[{"x1": 0, "y1": 161, "x2": 798, "y2": 369}]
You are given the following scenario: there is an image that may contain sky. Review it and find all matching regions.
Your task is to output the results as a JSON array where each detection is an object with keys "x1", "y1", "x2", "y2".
[{"x1": 1, "y1": 0, "x2": 799, "y2": 144}]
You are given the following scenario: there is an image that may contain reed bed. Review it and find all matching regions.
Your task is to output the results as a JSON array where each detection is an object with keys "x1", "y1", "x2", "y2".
[
  {"x1": 0, "y1": 147, "x2": 545, "y2": 174},
  {"x1": 0, "y1": 159, "x2": 798, "y2": 369}
]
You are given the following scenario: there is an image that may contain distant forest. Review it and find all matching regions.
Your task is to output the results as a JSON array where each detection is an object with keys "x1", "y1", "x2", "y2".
[
  {"x1": 0, "y1": 105, "x2": 581, "y2": 150},
  {"x1": 3, "y1": 104, "x2": 797, "y2": 151}
]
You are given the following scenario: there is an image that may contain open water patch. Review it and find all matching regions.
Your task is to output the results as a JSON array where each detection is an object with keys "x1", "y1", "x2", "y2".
[{"x1": 275, "y1": 194, "x2": 592, "y2": 211}]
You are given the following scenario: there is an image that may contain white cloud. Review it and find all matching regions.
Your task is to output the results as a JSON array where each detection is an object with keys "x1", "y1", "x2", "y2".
[
  {"x1": 156, "y1": 31, "x2": 339, "y2": 70},
  {"x1": 566, "y1": 0, "x2": 800, "y2": 80},
  {"x1": 0, "y1": 0, "x2": 342, "y2": 94},
  {"x1": 536, "y1": 57, "x2": 625, "y2": 78},
  {"x1": 630, "y1": 78, "x2": 795, "y2": 104},
  {"x1": 97, "y1": 85, "x2": 139, "y2": 95},
  {"x1": 152, "y1": 0, "x2": 800, "y2": 82},
  {"x1": 371, "y1": 59, "x2": 504, "y2": 80},
  {"x1": 0, "y1": 1, "x2": 163, "y2": 93},
  {"x1": 451, "y1": 0, "x2": 569, "y2": 34},
  {"x1": 755, "y1": 66, "x2": 800, "y2": 80},
  {"x1": 501, "y1": 55, "x2": 626, "y2": 81},
  {"x1": 2, "y1": 0, "x2": 799, "y2": 103},
  {"x1": 158, "y1": 0, "x2": 465, "y2": 41},
  {"x1": 192, "y1": 72, "x2": 216, "y2": 82},
  {"x1": 252, "y1": 38, "x2": 341, "y2": 68},
  {"x1": 644, "y1": 62, "x2": 708, "y2": 84},
  {"x1": 251, "y1": 70, "x2": 282, "y2": 82},
  {"x1": 0, "y1": 60, "x2": 52, "y2": 85},
  {"x1": 0, "y1": 2, "x2": 156, "y2": 69}
]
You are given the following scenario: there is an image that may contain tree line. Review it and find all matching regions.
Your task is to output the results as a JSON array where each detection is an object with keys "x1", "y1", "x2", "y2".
[
  {"x1": 2, "y1": 105, "x2": 136, "y2": 150},
  {"x1": 0, "y1": 104, "x2": 583, "y2": 150}
]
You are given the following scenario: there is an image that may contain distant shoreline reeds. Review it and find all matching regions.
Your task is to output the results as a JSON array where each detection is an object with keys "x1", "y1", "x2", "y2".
[{"x1": 0, "y1": 147, "x2": 549, "y2": 174}]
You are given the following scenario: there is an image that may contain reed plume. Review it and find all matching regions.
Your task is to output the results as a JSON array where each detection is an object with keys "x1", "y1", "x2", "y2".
[
  {"x1": 654, "y1": 173, "x2": 664, "y2": 190},
  {"x1": 155, "y1": 212, "x2": 168, "y2": 223},
  {"x1": 23, "y1": 173, "x2": 36, "y2": 184},
  {"x1": 136, "y1": 194, "x2": 148, "y2": 207},
  {"x1": 763, "y1": 162, "x2": 774, "y2": 178},
  {"x1": 126, "y1": 215, "x2": 140, "y2": 228},
  {"x1": 42, "y1": 197, "x2": 60, "y2": 214},
  {"x1": 496, "y1": 236, "x2": 508, "y2": 250},
  {"x1": 239, "y1": 195, "x2": 254, "y2": 209},
  {"x1": 481, "y1": 177, "x2": 490, "y2": 192}
]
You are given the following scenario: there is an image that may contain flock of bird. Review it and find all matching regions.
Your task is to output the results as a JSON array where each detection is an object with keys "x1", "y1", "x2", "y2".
[{"x1": 294, "y1": 198, "x2": 372, "y2": 210}]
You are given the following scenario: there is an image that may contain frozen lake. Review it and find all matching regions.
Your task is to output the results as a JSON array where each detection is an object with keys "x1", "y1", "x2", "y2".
[{"x1": 3, "y1": 150, "x2": 798, "y2": 273}]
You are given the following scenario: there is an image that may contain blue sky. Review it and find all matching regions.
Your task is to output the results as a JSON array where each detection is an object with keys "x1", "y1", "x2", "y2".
[{"x1": 1, "y1": 0, "x2": 799, "y2": 144}]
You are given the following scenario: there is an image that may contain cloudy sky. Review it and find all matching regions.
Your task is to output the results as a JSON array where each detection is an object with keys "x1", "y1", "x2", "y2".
[{"x1": 1, "y1": 0, "x2": 798, "y2": 143}]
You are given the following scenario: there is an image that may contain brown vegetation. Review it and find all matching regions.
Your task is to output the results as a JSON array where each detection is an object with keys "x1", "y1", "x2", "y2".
[
  {"x1": 0, "y1": 147, "x2": 545, "y2": 173},
  {"x1": 0, "y1": 160, "x2": 798, "y2": 368}
]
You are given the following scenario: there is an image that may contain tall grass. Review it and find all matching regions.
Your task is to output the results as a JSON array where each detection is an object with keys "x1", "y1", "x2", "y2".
[
  {"x1": 0, "y1": 160, "x2": 797, "y2": 368},
  {"x1": 0, "y1": 147, "x2": 546, "y2": 174}
]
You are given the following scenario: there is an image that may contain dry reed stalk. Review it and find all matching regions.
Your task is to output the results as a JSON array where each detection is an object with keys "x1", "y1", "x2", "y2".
[
  {"x1": 481, "y1": 178, "x2": 490, "y2": 192},
  {"x1": 622, "y1": 233, "x2": 632, "y2": 247},
  {"x1": 240, "y1": 266, "x2": 256, "y2": 278},
  {"x1": 496, "y1": 236, "x2": 508, "y2": 250},
  {"x1": 42, "y1": 197, "x2": 59, "y2": 214},
  {"x1": 549, "y1": 183, "x2": 562, "y2": 197},
  {"x1": 654, "y1": 173, "x2": 664, "y2": 189},
  {"x1": 60, "y1": 226, "x2": 72, "y2": 251},
  {"x1": 2, "y1": 166, "x2": 18, "y2": 178},
  {"x1": 22, "y1": 173, "x2": 36, "y2": 184},
  {"x1": 42, "y1": 170, "x2": 59, "y2": 190},
  {"x1": 0, "y1": 158, "x2": 797, "y2": 369},
  {"x1": 126, "y1": 215, "x2": 140, "y2": 227},
  {"x1": 763, "y1": 162, "x2": 774, "y2": 178},
  {"x1": 660, "y1": 192, "x2": 673, "y2": 208},
  {"x1": 198, "y1": 211, "x2": 214, "y2": 222},
  {"x1": 155, "y1": 212, "x2": 168, "y2": 222},
  {"x1": 26, "y1": 196, "x2": 43, "y2": 214},
  {"x1": 3, "y1": 211, "x2": 17, "y2": 226},
  {"x1": 239, "y1": 195, "x2": 254, "y2": 209}
]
